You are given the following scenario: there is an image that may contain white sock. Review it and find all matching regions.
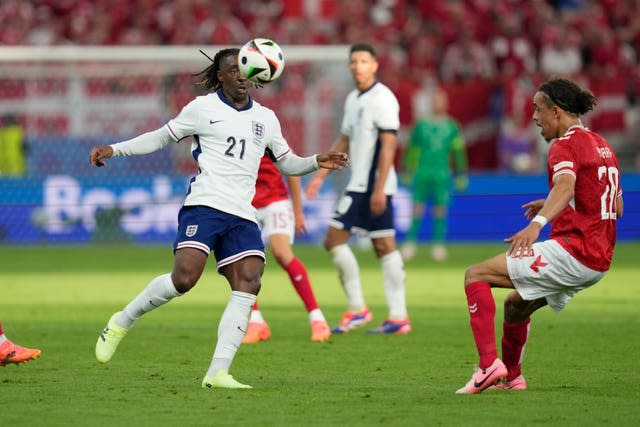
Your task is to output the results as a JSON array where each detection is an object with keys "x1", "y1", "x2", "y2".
[
  {"x1": 0, "y1": 334, "x2": 6, "y2": 344},
  {"x1": 330, "y1": 244, "x2": 365, "y2": 312},
  {"x1": 207, "y1": 291, "x2": 256, "y2": 377},
  {"x1": 117, "y1": 273, "x2": 181, "y2": 329},
  {"x1": 249, "y1": 309, "x2": 265, "y2": 323},
  {"x1": 308, "y1": 308, "x2": 326, "y2": 323},
  {"x1": 381, "y1": 250, "x2": 408, "y2": 319}
]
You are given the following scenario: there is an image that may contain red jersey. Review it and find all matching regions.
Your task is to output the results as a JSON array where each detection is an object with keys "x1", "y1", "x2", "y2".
[
  {"x1": 252, "y1": 155, "x2": 289, "y2": 209},
  {"x1": 547, "y1": 126, "x2": 621, "y2": 272}
]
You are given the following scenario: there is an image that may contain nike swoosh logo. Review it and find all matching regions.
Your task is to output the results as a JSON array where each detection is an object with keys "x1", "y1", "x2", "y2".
[
  {"x1": 473, "y1": 367, "x2": 499, "y2": 388},
  {"x1": 210, "y1": 120, "x2": 223, "y2": 125}
]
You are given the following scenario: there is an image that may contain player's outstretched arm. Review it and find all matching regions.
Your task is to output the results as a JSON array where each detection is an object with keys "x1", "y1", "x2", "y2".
[
  {"x1": 90, "y1": 127, "x2": 174, "y2": 168},
  {"x1": 89, "y1": 145, "x2": 114, "y2": 167}
]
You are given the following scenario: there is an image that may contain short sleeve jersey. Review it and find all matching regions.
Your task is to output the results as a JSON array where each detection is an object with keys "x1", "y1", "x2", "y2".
[
  {"x1": 340, "y1": 81, "x2": 399, "y2": 194},
  {"x1": 547, "y1": 126, "x2": 621, "y2": 272},
  {"x1": 252, "y1": 154, "x2": 288, "y2": 209},
  {"x1": 166, "y1": 91, "x2": 292, "y2": 222}
]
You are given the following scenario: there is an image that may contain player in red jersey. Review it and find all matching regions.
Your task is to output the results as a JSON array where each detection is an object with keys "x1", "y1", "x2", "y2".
[
  {"x1": 242, "y1": 154, "x2": 331, "y2": 343},
  {"x1": 0, "y1": 321, "x2": 41, "y2": 366},
  {"x1": 456, "y1": 78, "x2": 624, "y2": 394}
]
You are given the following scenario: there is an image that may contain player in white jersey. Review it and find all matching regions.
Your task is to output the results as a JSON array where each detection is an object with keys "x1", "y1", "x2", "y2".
[
  {"x1": 305, "y1": 43, "x2": 410, "y2": 335},
  {"x1": 89, "y1": 48, "x2": 348, "y2": 389}
]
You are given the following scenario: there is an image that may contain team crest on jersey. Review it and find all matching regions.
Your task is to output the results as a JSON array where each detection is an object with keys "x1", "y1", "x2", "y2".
[
  {"x1": 252, "y1": 121, "x2": 265, "y2": 139},
  {"x1": 185, "y1": 224, "x2": 198, "y2": 237}
]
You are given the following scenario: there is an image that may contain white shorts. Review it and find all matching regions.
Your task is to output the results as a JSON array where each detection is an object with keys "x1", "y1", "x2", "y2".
[
  {"x1": 506, "y1": 239, "x2": 606, "y2": 312},
  {"x1": 255, "y1": 199, "x2": 294, "y2": 244}
]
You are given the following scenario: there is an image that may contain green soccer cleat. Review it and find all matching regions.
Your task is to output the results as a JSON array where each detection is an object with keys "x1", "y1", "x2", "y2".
[
  {"x1": 95, "y1": 312, "x2": 128, "y2": 363},
  {"x1": 202, "y1": 370, "x2": 252, "y2": 389}
]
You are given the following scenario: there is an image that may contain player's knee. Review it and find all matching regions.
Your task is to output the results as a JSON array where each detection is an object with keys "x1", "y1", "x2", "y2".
[
  {"x1": 237, "y1": 276, "x2": 262, "y2": 295},
  {"x1": 171, "y1": 271, "x2": 199, "y2": 293},
  {"x1": 464, "y1": 264, "x2": 481, "y2": 286},
  {"x1": 322, "y1": 237, "x2": 335, "y2": 252},
  {"x1": 372, "y1": 240, "x2": 393, "y2": 256}
]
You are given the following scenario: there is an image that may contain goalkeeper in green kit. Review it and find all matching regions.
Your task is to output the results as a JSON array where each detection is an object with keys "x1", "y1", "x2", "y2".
[{"x1": 400, "y1": 88, "x2": 468, "y2": 262}]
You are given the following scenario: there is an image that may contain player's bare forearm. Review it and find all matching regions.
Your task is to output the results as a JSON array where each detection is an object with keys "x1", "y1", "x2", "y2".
[
  {"x1": 507, "y1": 174, "x2": 575, "y2": 257},
  {"x1": 89, "y1": 145, "x2": 114, "y2": 167},
  {"x1": 304, "y1": 173, "x2": 325, "y2": 199},
  {"x1": 534, "y1": 174, "x2": 575, "y2": 221}
]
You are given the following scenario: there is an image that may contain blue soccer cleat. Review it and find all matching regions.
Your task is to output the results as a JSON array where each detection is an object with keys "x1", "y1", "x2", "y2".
[
  {"x1": 367, "y1": 317, "x2": 412, "y2": 335},
  {"x1": 331, "y1": 308, "x2": 373, "y2": 334}
]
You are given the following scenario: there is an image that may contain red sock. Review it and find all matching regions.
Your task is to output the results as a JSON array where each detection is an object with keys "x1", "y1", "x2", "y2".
[
  {"x1": 464, "y1": 281, "x2": 497, "y2": 368},
  {"x1": 0, "y1": 321, "x2": 3, "y2": 335},
  {"x1": 251, "y1": 301, "x2": 259, "y2": 311},
  {"x1": 502, "y1": 318, "x2": 531, "y2": 381},
  {"x1": 285, "y1": 257, "x2": 318, "y2": 312}
]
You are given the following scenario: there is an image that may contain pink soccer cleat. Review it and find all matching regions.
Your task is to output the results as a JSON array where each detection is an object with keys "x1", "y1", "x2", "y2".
[
  {"x1": 0, "y1": 339, "x2": 41, "y2": 367},
  {"x1": 455, "y1": 358, "x2": 508, "y2": 394},
  {"x1": 491, "y1": 375, "x2": 527, "y2": 391}
]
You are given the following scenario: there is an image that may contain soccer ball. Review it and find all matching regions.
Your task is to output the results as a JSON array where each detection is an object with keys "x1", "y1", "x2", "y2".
[{"x1": 238, "y1": 38, "x2": 285, "y2": 84}]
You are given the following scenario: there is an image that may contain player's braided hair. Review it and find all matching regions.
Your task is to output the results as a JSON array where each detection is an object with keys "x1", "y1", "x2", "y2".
[
  {"x1": 538, "y1": 78, "x2": 597, "y2": 116},
  {"x1": 194, "y1": 48, "x2": 240, "y2": 92}
]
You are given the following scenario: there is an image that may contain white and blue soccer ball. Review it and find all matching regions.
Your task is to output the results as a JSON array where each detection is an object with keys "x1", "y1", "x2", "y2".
[{"x1": 238, "y1": 38, "x2": 285, "y2": 84}]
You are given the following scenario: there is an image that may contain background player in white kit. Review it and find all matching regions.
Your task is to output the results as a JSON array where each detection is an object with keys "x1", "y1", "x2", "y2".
[
  {"x1": 89, "y1": 48, "x2": 348, "y2": 389},
  {"x1": 242, "y1": 154, "x2": 331, "y2": 343},
  {"x1": 456, "y1": 77, "x2": 623, "y2": 394},
  {"x1": 306, "y1": 43, "x2": 410, "y2": 335}
]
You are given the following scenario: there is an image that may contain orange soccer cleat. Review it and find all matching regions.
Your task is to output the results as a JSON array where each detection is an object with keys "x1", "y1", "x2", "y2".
[
  {"x1": 0, "y1": 339, "x2": 41, "y2": 367},
  {"x1": 310, "y1": 320, "x2": 331, "y2": 342},
  {"x1": 241, "y1": 321, "x2": 271, "y2": 344}
]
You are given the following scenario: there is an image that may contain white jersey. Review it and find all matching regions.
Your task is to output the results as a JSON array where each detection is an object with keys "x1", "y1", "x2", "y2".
[
  {"x1": 340, "y1": 81, "x2": 399, "y2": 195},
  {"x1": 166, "y1": 91, "x2": 292, "y2": 222}
]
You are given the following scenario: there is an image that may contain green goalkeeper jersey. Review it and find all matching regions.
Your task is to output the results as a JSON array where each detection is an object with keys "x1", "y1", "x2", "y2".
[{"x1": 404, "y1": 116, "x2": 467, "y2": 180}]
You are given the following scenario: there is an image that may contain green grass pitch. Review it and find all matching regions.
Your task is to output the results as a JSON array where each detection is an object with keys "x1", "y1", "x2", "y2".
[{"x1": 1, "y1": 243, "x2": 639, "y2": 426}]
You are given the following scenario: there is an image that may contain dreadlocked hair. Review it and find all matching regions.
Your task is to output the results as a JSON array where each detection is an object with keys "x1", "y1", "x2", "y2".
[
  {"x1": 538, "y1": 77, "x2": 597, "y2": 116},
  {"x1": 193, "y1": 48, "x2": 240, "y2": 92}
]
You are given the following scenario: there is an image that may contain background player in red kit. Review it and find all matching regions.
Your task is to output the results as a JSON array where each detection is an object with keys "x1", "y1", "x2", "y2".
[
  {"x1": 456, "y1": 78, "x2": 624, "y2": 394},
  {"x1": 242, "y1": 154, "x2": 331, "y2": 343}
]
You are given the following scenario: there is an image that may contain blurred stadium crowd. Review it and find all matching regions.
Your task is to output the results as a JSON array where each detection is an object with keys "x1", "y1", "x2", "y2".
[{"x1": 1, "y1": 0, "x2": 640, "y2": 171}]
